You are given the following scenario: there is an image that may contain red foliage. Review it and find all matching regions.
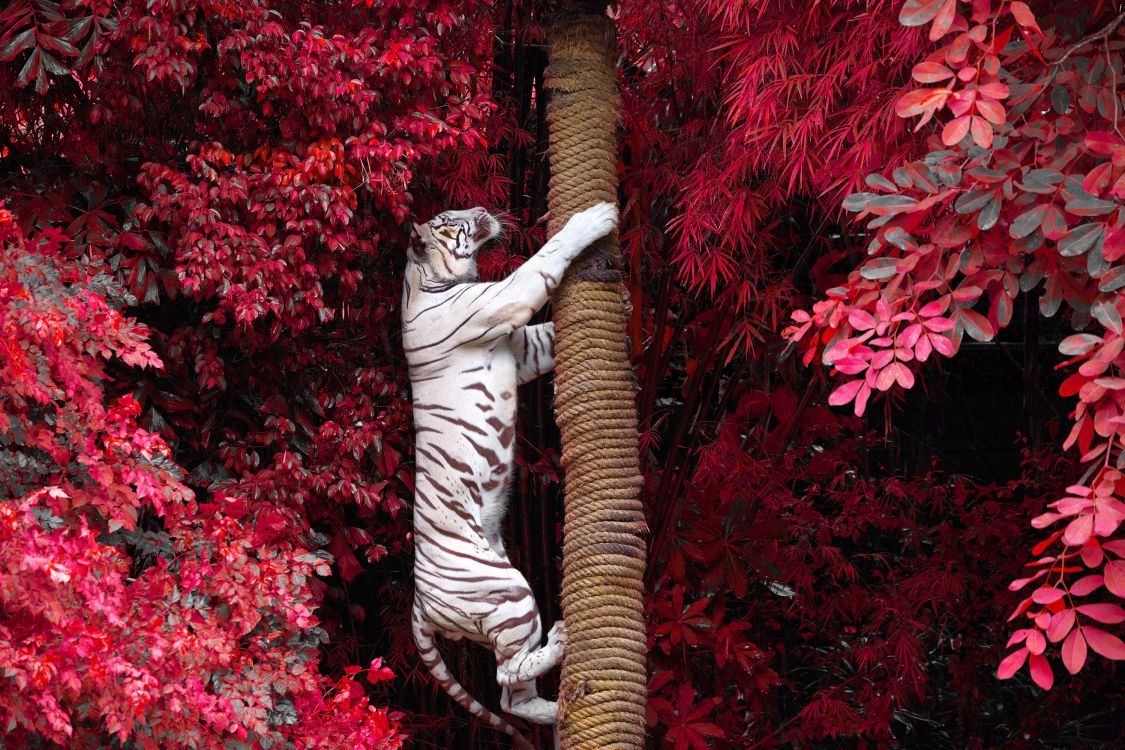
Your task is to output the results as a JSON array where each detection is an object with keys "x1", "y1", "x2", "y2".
[
  {"x1": 783, "y1": 1, "x2": 1125, "y2": 687},
  {"x1": 0, "y1": 0, "x2": 497, "y2": 745},
  {"x1": 3, "y1": 0, "x2": 1124, "y2": 748},
  {"x1": 0, "y1": 213, "x2": 402, "y2": 747}
]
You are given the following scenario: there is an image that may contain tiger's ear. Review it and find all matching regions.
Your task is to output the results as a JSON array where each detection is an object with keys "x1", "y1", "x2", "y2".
[{"x1": 411, "y1": 222, "x2": 429, "y2": 240}]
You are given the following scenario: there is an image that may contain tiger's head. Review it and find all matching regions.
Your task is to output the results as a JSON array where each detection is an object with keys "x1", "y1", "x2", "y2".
[{"x1": 409, "y1": 208, "x2": 501, "y2": 284}]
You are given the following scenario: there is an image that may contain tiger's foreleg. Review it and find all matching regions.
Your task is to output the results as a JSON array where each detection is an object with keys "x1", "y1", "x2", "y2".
[
  {"x1": 511, "y1": 323, "x2": 555, "y2": 385},
  {"x1": 464, "y1": 202, "x2": 618, "y2": 340}
]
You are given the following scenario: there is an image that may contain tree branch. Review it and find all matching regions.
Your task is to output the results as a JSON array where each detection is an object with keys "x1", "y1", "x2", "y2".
[{"x1": 1053, "y1": 8, "x2": 1125, "y2": 67}]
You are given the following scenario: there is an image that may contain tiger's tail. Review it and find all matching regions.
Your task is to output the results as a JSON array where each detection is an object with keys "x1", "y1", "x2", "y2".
[{"x1": 411, "y1": 604, "x2": 535, "y2": 750}]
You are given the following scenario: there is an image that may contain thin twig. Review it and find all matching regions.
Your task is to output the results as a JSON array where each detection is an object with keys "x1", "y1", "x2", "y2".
[
  {"x1": 1107, "y1": 36, "x2": 1124, "y2": 139},
  {"x1": 1053, "y1": 8, "x2": 1125, "y2": 68}
]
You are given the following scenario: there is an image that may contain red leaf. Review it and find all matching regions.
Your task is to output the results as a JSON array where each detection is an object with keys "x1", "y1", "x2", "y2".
[
  {"x1": 1098, "y1": 562, "x2": 1125, "y2": 598},
  {"x1": 1063, "y1": 513, "x2": 1094, "y2": 547},
  {"x1": 1010, "y1": 2, "x2": 1043, "y2": 34},
  {"x1": 912, "y1": 62, "x2": 955, "y2": 83},
  {"x1": 969, "y1": 116, "x2": 993, "y2": 149},
  {"x1": 1046, "y1": 608, "x2": 1075, "y2": 643},
  {"x1": 1071, "y1": 574, "x2": 1104, "y2": 597},
  {"x1": 1028, "y1": 653, "x2": 1054, "y2": 689},
  {"x1": 997, "y1": 647, "x2": 1028, "y2": 679},
  {"x1": 1082, "y1": 626, "x2": 1125, "y2": 660},
  {"x1": 366, "y1": 657, "x2": 395, "y2": 684},
  {"x1": 1076, "y1": 603, "x2": 1125, "y2": 624},
  {"x1": 1032, "y1": 586, "x2": 1065, "y2": 604},
  {"x1": 828, "y1": 380, "x2": 864, "y2": 407},
  {"x1": 929, "y1": 0, "x2": 957, "y2": 40},
  {"x1": 942, "y1": 115, "x2": 971, "y2": 146},
  {"x1": 1062, "y1": 629, "x2": 1088, "y2": 674}
]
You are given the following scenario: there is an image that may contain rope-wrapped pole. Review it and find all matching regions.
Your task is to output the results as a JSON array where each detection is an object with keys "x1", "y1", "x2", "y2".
[{"x1": 545, "y1": 4, "x2": 648, "y2": 749}]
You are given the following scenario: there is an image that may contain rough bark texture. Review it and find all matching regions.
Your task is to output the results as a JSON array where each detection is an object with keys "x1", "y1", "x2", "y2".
[{"x1": 545, "y1": 5, "x2": 648, "y2": 750}]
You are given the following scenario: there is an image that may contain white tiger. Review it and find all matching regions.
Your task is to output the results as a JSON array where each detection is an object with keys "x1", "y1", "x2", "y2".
[{"x1": 402, "y1": 201, "x2": 618, "y2": 746}]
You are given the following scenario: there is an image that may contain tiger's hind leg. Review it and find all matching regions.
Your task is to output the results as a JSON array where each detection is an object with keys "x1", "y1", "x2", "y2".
[
  {"x1": 496, "y1": 621, "x2": 566, "y2": 725},
  {"x1": 496, "y1": 620, "x2": 566, "y2": 686},
  {"x1": 500, "y1": 681, "x2": 557, "y2": 725}
]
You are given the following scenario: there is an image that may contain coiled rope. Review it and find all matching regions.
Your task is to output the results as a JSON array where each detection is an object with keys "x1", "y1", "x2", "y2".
[{"x1": 545, "y1": 4, "x2": 648, "y2": 750}]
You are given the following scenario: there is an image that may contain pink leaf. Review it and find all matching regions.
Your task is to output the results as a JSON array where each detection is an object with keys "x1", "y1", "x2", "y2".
[
  {"x1": 873, "y1": 365, "x2": 895, "y2": 391},
  {"x1": 929, "y1": 333, "x2": 955, "y2": 356},
  {"x1": 923, "y1": 316, "x2": 955, "y2": 332},
  {"x1": 978, "y1": 81, "x2": 1010, "y2": 100},
  {"x1": 1083, "y1": 625, "x2": 1125, "y2": 660},
  {"x1": 929, "y1": 0, "x2": 957, "y2": 40},
  {"x1": 1046, "y1": 608, "x2": 1075, "y2": 643},
  {"x1": 975, "y1": 99, "x2": 1005, "y2": 125},
  {"x1": 997, "y1": 647, "x2": 1027, "y2": 679},
  {"x1": 1076, "y1": 603, "x2": 1125, "y2": 624},
  {"x1": 1031, "y1": 586, "x2": 1064, "y2": 604},
  {"x1": 1071, "y1": 574, "x2": 1104, "y2": 597},
  {"x1": 828, "y1": 380, "x2": 864, "y2": 407},
  {"x1": 969, "y1": 116, "x2": 993, "y2": 149},
  {"x1": 848, "y1": 309, "x2": 877, "y2": 330},
  {"x1": 890, "y1": 361, "x2": 915, "y2": 389},
  {"x1": 1063, "y1": 513, "x2": 1094, "y2": 546},
  {"x1": 1061, "y1": 629, "x2": 1088, "y2": 674},
  {"x1": 942, "y1": 115, "x2": 971, "y2": 146},
  {"x1": 1031, "y1": 512, "x2": 1063, "y2": 529},
  {"x1": 854, "y1": 382, "x2": 872, "y2": 416},
  {"x1": 1010, "y1": 2, "x2": 1042, "y2": 34},
  {"x1": 1081, "y1": 543, "x2": 1104, "y2": 568},
  {"x1": 912, "y1": 62, "x2": 955, "y2": 83},
  {"x1": 1106, "y1": 559, "x2": 1125, "y2": 597},
  {"x1": 1028, "y1": 653, "x2": 1053, "y2": 689}
]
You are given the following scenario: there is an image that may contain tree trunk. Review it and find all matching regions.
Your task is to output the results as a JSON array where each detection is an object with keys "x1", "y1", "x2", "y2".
[{"x1": 545, "y1": 4, "x2": 648, "y2": 750}]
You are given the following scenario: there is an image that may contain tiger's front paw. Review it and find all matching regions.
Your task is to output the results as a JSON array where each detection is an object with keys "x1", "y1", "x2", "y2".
[
  {"x1": 546, "y1": 620, "x2": 567, "y2": 649},
  {"x1": 561, "y1": 202, "x2": 618, "y2": 248}
]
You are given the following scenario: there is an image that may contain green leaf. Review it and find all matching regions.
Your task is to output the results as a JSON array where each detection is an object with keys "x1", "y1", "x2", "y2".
[
  {"x1": 978, "y1": 197, "x2": 1001, "y2": 231},
  {"x1": 884, "y1": 227, "x2": 916, "y2": 250},
  {"x1": 900, "y1": 0, "x2": 944, "y2": 27},
  {"x1": 959, "y1": 308, "x2": 996, "y2": 342},
  {"x1": 842, "y1": 192, "x2": 876, "y2": 212},
  {"x1": 0, "y1": 27, "x2": 35, "y2": 62},
  {"x1": 864, "y1": 174, "x2": 897, "y2": 192},
  {"x1": 860, "y1": 257, "x2": 899, "y2": 280},
  {"x1": 1092, "y1": 298, "x2": 1123, "y2": 335},
  {"x1": 1051, "y1": 83, "x2": 1070, "y2": 113},
  {"x1": 1010, "y1": 205, "x2": 1047, "y2": 239},
  {"x1": 1098, "y1": 266, "x2": 1125, "y2": 293},
  {"x1": 1066, "y1": 192, "x2": 1120, "y2": 215},
  {"x1": 1066, "y1": 195, "x2": 1118, "y2": 216},
  {"x1": 1058, "y1": 223, "x2": 1104, "y2": 257},
  {"x1": 955, "y1": 189, "x2": 992, "y2": 214},
  {"x1": 868, "y1": 195, "x2": 919, "y2": 215},
  {"x1": 1020, "y1": 168, "x2": 1064, "y2": 192}
]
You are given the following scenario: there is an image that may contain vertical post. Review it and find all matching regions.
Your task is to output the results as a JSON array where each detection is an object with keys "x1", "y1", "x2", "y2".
[{"x1": 544, "y1": 3, "x2": 648, "y2": 749}]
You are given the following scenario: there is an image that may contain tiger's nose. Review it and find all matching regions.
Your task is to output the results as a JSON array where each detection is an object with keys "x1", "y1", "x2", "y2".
[{"x1": 472, "y1": 209, "x2": 498, "y2": 241}]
